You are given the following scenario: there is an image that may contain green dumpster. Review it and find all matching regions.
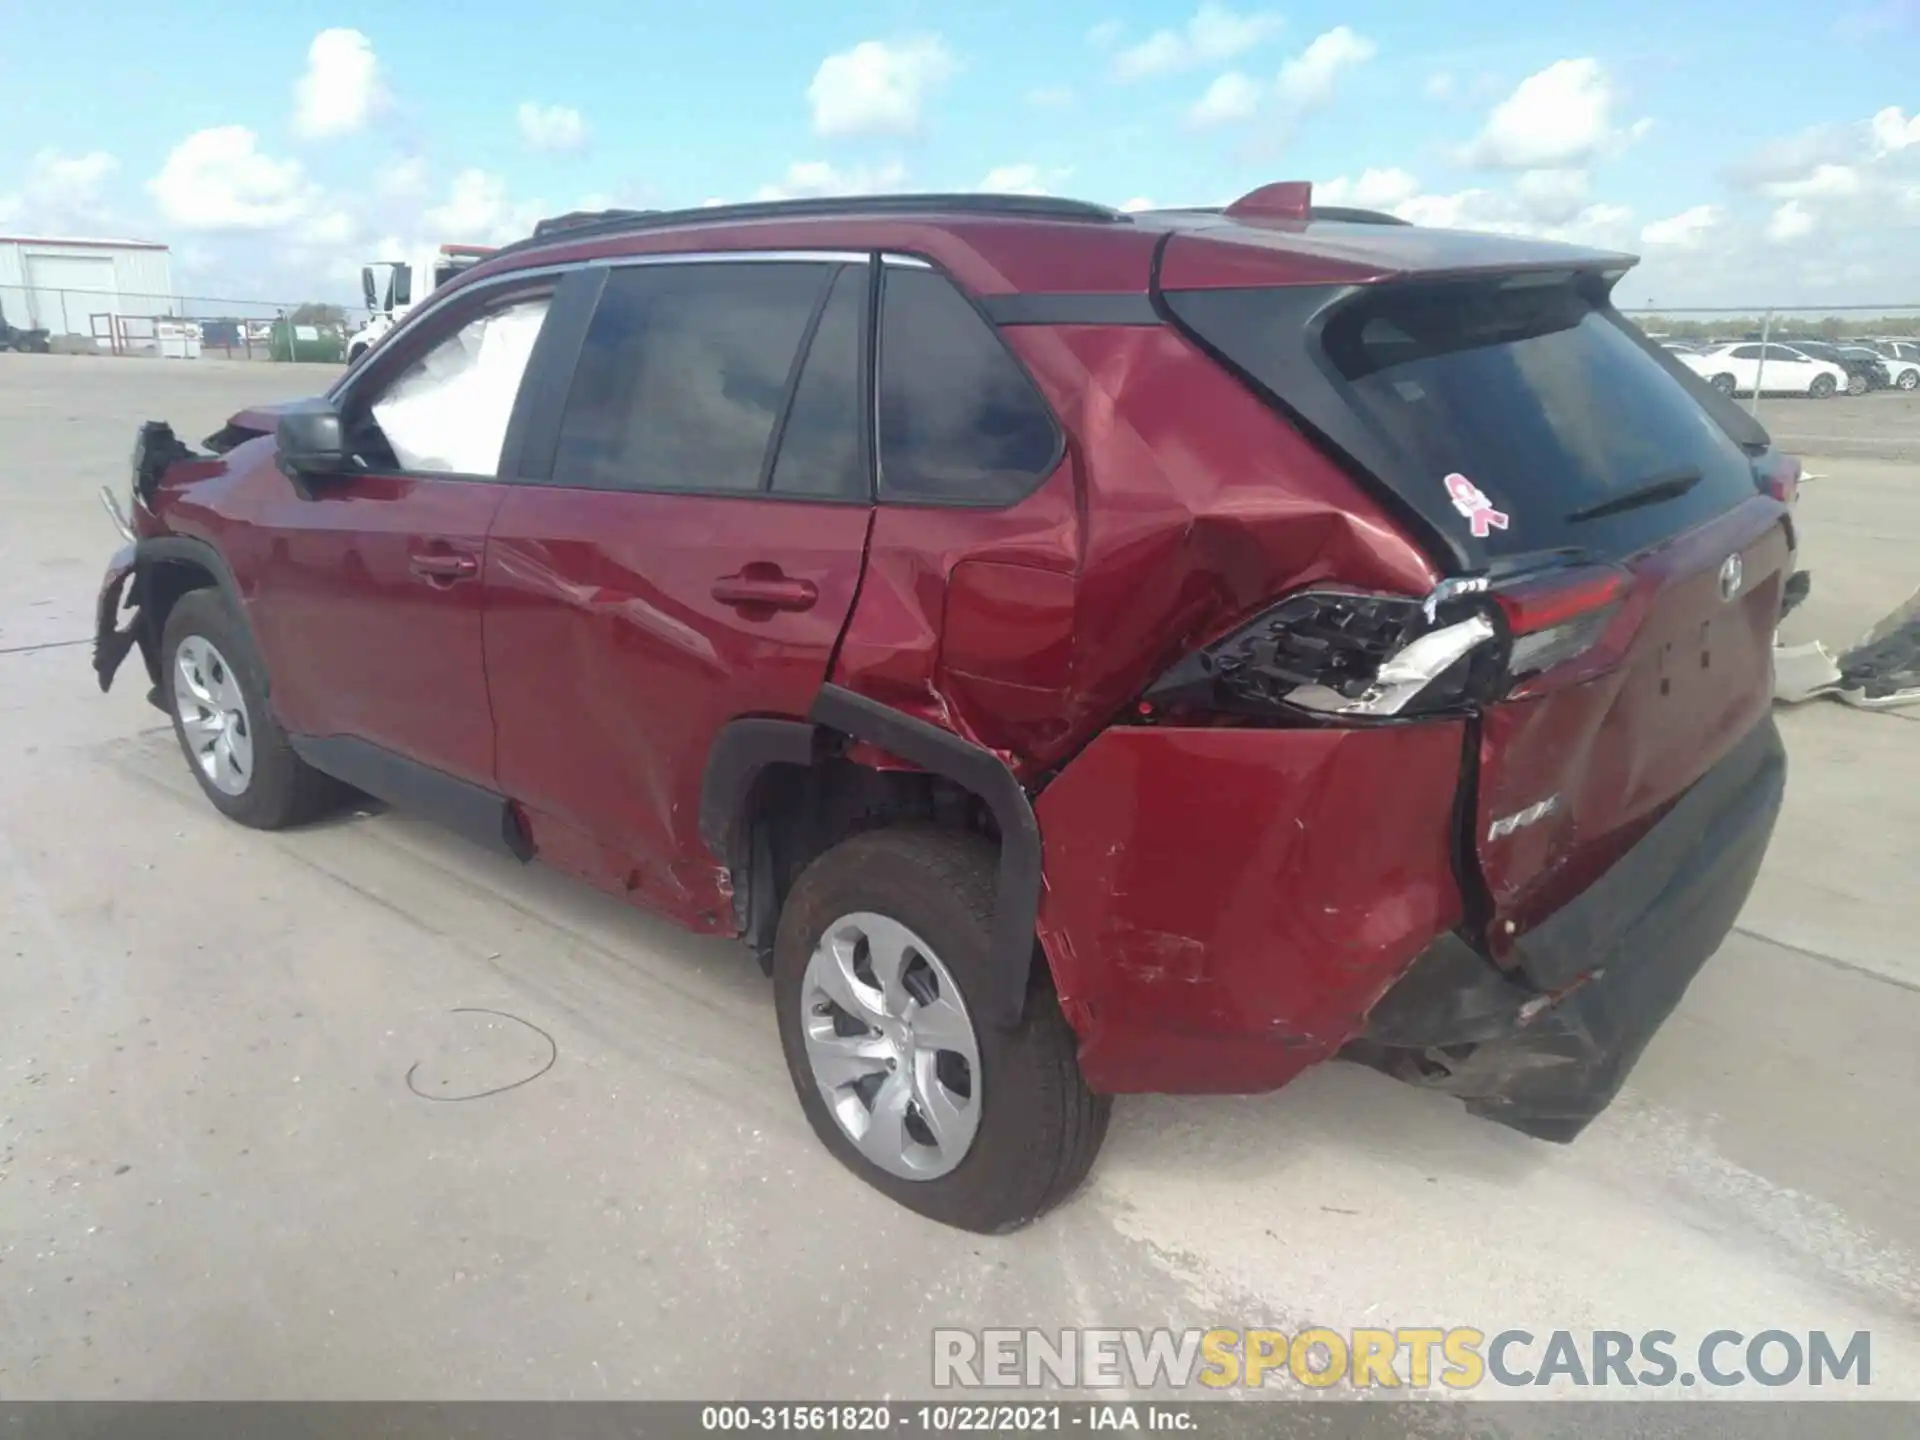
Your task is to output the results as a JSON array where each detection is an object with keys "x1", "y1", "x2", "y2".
[{"x1": 268, "y1": 320, "x2": 346, "y2": 363}]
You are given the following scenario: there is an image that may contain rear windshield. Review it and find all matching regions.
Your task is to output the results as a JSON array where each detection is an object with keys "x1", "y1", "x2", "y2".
[{"x1": 1167, "y1": 277, "x2": 1765, "y2": 565}]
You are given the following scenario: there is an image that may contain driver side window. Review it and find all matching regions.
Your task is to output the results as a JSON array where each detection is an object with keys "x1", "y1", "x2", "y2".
[{"x1": 355, "y1": 293, "x2": 552, "y2": 477}]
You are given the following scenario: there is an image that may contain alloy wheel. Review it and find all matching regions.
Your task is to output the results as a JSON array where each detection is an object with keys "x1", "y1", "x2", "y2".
[
  {"x1": 173, "y1": 635, "x2": 254, "y2": 796},
  {"x1": 800, "y1": 911, "x2": 983, "y2": 1181}
]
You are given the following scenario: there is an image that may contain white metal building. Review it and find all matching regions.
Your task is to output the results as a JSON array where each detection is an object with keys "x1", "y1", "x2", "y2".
[{"x1": 0, "y1": 234, "x2": 178, "y2": 341}]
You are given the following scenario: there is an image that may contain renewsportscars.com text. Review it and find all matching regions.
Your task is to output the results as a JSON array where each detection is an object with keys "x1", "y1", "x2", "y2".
[{"x1": 932, "y1": 1327, "x2": 1872, "y2": 1392}]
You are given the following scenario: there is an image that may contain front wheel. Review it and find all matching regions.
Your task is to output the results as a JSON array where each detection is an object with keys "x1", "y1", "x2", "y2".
[
  {"x1": 160, "y1": 589, "x2": 341, "y2": 828},
  {"x1": 1809, "y1": 373, "x2": 1837, "y2": 399},
  {"x1": 1899, "y1": 370, "x2": 1919, "y2": 392},
  {"x1": 1710, "y1": 372, "x2": 1738, "y2": 396},
  {"x1": 1847, "y1": 372, "x2": 1868, "y2": 396},
  {"x1": 773, "y1": 826, "x2": 1110, "y2": 1233}
]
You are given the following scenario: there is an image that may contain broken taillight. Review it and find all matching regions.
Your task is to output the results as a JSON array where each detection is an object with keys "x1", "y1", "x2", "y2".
[
  {"x1": 1140, "y1": 564, "x2": 1630, "y2": 723},
  {"x1": 1754, "y1": 452, "x2": 1801, "y2": 506},
  {"x1": 1493, "y1": 565, "x2": 1628, "y2": 680}
]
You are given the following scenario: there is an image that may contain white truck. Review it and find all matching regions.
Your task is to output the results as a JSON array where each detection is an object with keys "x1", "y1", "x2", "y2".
[{"x1": 345, "y1": 243, "x2": 496, "y2": 363}]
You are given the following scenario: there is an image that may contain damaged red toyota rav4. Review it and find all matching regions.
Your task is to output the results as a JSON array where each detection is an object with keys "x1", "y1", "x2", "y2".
[{"x1": 93, "y1": 184, "x2": 1800, "y2": 1233}]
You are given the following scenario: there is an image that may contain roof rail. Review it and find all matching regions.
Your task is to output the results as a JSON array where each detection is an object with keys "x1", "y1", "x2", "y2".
[{"x1": 501, "y1": 192, "x2": 1126, "y2": 261}]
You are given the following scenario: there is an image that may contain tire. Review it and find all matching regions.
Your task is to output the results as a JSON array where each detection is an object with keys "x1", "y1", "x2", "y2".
[
  {"x1": 1847, "y1": 373, "x2": 1868, "y2": 396},
  {"x1": 1809, "y1": 373, "x2": 1837, "y2": 399},
  {"x1": 1900, "y1": 370, "x2": 1919, "y2": 392},
  {"x1": 1710, "y1": 372, "x2": 1737, "y2": 396},
  {"x1": 160, "y1": 588, "x2": 341, "y2": 829},
  {"x1": 773, "y1": 825, "x2": 1110, "y2": 1233}
]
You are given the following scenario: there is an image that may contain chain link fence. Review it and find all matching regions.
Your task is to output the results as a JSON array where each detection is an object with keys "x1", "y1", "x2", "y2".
[{"x1": 1, "y1": 285, "x2": 352, "y2": 361}]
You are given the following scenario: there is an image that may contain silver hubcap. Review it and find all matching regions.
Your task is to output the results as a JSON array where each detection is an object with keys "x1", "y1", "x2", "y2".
[
  {"x1": 800, "y1": 912, "x2": 982, "y2": 1181},
  {"x1": 173, "y1": 635, "x2": 254, "y2": 796}
]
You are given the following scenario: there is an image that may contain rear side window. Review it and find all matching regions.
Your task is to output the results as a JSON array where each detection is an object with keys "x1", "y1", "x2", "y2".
[
  {"x1": 551, "y1": 262, "x2": 832, "y2": 494},
  {"x1": 877, "y1": 267, "x2": 1060, "y2": 505},
  {"x1": 769, "y1": 265, "x2": 867, "y2": 501},
  {"x1": 1316, "y1": 281, "x2": 1760, "y2": 556}
]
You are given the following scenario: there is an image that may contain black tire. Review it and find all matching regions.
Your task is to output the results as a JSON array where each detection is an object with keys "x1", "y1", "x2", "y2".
[
  {"x1": 1809, "y1": 373, "x2": 1837, "y2": 399},
  {"x1": 1847, "y1": 373, "x2": 1868, "y2": 396},
  {"x1": 773, "y1": 825, "x2": 1110, "y2": 1233},
  {"x1": 1710, "y1": 372, "x2": 1737, "y2": 396},
  {"x1": 159, "y1": 588, "x2": 341, "y2": 829},
  {"x1": 1899, "y1": 370, "x2": 1919, "y2": 392}
]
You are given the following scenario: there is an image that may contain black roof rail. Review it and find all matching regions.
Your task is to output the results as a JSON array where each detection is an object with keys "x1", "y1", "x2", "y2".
[{"x1": 499, "y1": 192, "x2": 1127, "y2": 262}]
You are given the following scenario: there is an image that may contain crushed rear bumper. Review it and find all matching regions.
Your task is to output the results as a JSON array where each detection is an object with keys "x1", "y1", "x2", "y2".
[{"x1": 1352, "y1": 714, "x2": 1786, "y2": 1140}]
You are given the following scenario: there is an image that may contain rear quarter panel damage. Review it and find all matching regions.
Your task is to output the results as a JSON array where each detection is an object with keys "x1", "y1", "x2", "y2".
[{"x1": 1033, "y1": 721, "x2": 1467, "y2": 1094}]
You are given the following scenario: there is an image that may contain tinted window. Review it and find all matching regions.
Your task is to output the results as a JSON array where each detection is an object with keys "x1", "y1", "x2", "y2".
[
  {"x1": 1311, "y1": 279, "x2": 1759, "y2": 557},
  {"x1": 1730, "y1": 345, "x2": 1763, "y2": 359},
  {"x1": 877, "y1": 267, "x2": 1059, "y2": 505},
  {"x1": 363, "y1": 295, "x2": 550, "y2": 475},
  {"x1": 552, "y1": 262, "x2": 831, "y2": 494},
  {"x1": 769, "y1": 265, "x2": 867, "y2": 501}
]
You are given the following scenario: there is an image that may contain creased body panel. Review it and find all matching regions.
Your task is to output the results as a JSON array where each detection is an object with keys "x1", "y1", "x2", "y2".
[{"x1": 1033, "y1": 723, "x2": 1465, "y2": 1094}]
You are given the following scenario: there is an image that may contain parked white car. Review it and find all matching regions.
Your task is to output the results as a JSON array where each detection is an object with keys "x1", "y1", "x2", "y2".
[{"x1": 1679, "y1": 342, "x2": 1848, "y2": 398}]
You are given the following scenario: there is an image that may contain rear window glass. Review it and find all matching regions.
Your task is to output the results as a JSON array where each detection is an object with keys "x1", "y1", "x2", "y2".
[
  {"x1": 877, "y1": 267, "x2": 1060, "y2": 506},
  {"x1": 1315, "y1": 281, "x2": 1760, "y2": 556}
]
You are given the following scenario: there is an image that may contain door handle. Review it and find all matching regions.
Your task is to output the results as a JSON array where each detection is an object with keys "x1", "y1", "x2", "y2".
[
  {"x1": 712, "y1": 569, "x2": 818, "y2": 613},
  {"x1": 409, "y1": 551, "x2": 479, "y2": 583}
]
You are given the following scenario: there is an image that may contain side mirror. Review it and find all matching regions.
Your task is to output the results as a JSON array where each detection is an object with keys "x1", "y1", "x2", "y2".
[{"x1": 275, "y1": 399, "x2": 349, "y2": 498}]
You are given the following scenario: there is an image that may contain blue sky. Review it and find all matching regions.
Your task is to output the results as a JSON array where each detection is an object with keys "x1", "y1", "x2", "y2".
[{"x1": 2, "y1": 1, "x2": 1916, "y2": 307}]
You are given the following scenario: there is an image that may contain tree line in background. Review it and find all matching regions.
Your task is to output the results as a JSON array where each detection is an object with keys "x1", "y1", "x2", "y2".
[{"x1": 1631, "y1": 315, "x2": 1920, "y2": 341}]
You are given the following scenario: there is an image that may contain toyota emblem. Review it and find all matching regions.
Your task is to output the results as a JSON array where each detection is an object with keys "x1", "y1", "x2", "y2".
[{"x1": 1718, "y1": 553, "x2": 1744, "y2": 602}]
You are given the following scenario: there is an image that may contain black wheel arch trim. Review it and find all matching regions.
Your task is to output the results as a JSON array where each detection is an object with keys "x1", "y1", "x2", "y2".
[
  {"x1": 128, "y1": 535, "x2": 267, "y2": 696},
  {"x1": 807, "y1": 684, "x2": 1041, "y2": 1030}
]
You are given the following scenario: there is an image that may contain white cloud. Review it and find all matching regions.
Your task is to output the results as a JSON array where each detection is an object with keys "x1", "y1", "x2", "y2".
[
  {"x1": 1119, "y1": 196, "x2": 1156, "y2": 212},
  {"x1": 809, "y1": 37, "x2": 955, "y2": 139},
  {"x1": 1113, "y1": 5, "x2": 1282, "y2": 81},
  {"x1": 1766, "y1": 200, "x2": 1817, "y2": 244},
  {"x1": 1187, "y1": 72, "x2": 1262, "y2": 127},
  {"x1": 1760, "y1": 163, "x2": 1866, "y2": 201},
  {"x1": 1870, "y1": 105, "x2": 1920, "y2": 154},
  {"x1": 1465, "y1": 59, "x2": 1627, "y2": 171},
  {"x1": 979, "y1": 164, "x2": 1071, "y2": 196},
  {"x1": 1316, "y1": 168, "x2": 1421, "y2": 210},
  {"x1": 1275, "y1": 26, "x2": 1377, "y2": 111},
  {"x1": 424, "y1": 169, "x2": 544, "y2": 245},
  {"x1": 1425, "y1": 71, "x2": 1456, "y2": 101},
  {"x1": 517, "y1": 102, "x2": 590, "y2": 153},
  {"x1": 755, "y1": 160, "x2": 908, "y2": 202},
  {"x1": 0, "y1": 148, "x2": 120, "y2": 230},
  {"x1": 379, "y1": 156, "x2": 429, "y2": 200},
  {"x1": 292, "y1": 28, "x2": 386, "y2": 139},
  {"x1": 1515, "y1": 167, "x2": 1592, "y2": 224},
  {"x1": 149, "y1": 126, "x2": 317, "y2": 229},
  {"x1": 1640, "y1": 205, "x2": 1722, "y2": 251}
]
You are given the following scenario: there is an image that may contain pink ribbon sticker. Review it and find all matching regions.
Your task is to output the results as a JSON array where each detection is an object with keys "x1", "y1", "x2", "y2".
[{"x1": 1444, "y1": 473, "x2": 1510, "y2": 539}]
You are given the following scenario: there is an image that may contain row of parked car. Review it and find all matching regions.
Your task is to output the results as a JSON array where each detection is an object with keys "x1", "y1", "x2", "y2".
[{"x1": 1656, "y1": 335, "x2": 1920, "y2": 398}]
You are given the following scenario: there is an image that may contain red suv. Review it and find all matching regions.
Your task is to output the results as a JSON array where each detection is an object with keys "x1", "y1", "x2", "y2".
[{"x1": 94, "y1": 185, "x2": 1798, "y2": 1233}]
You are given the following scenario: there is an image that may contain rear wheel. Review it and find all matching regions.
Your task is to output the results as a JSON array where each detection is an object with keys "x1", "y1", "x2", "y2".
[
  {"x1": 160, "y1": 589, "x2": 341, "y2": 828},
  {"x1": 1847, "y1": 372, "x2": 1868, "y2": 396},
  {"x1": 1899, "y1": 370, "x2": 1919, "y2": 392},
  {"x1": 773, "y1": 826, "x2": 1109, "y2": 1233},
  {"x1": 1809, "y1": 373, "x2": 1837, "y2": 399},
  {"x1": 1710, "y1": 372, "x2": 1737, "y2": 396}
]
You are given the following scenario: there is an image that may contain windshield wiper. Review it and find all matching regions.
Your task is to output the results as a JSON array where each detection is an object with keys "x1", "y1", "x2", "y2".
[{"x1": 1565, "y1": 466, "x2": 1703, "y2": 524}]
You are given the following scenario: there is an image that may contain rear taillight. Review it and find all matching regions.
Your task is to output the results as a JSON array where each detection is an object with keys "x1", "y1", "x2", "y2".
[
  {"x1": 1493, "y1": 565, "x2": 1627, "y2": 679},
  {"x1": 1755, "y1": 453, "x2": 1801, "y2": 505},
  {"x1": 1140, "y1": 565, "x2": 1630, "y2": 723}
]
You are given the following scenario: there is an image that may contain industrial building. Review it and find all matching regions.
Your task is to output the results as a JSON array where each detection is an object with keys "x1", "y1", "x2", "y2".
[{"x1": 0, "y1": 234, "x2": 179, "y2": 345}]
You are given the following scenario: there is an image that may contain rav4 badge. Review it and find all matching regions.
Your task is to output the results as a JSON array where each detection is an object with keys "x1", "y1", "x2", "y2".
[
  {"x1": 1444, "y1": 473, "x2": 1511, "y2": 539},
  {"x1": 1488, "y1": 796, "x2": 1561, "y2": 842}
]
